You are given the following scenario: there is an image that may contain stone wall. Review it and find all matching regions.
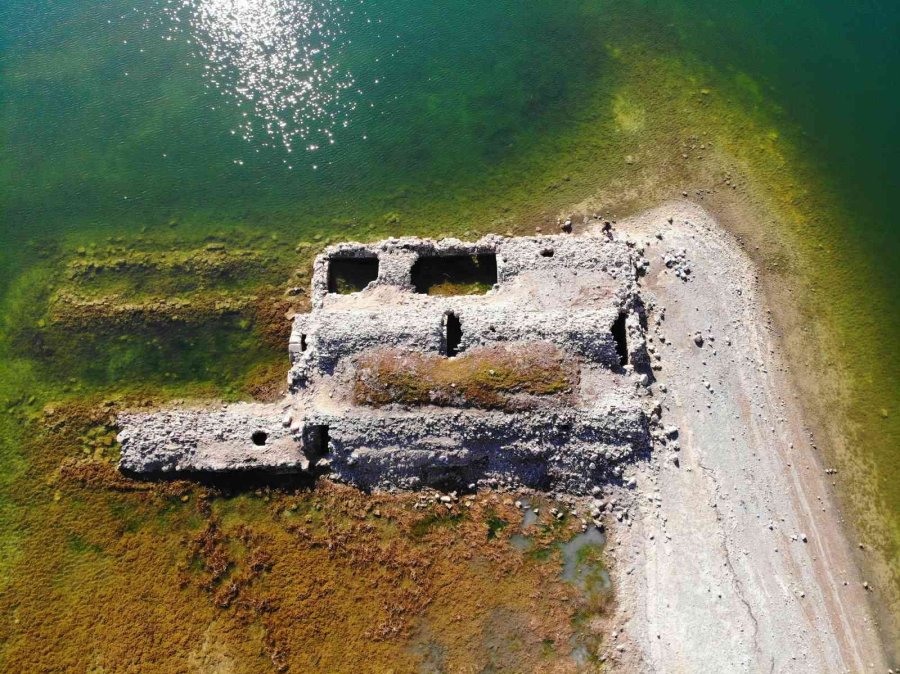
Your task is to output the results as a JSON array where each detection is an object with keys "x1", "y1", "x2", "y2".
[{"x1": 118, "y1": 233, "x2": 654, "y2": 495}]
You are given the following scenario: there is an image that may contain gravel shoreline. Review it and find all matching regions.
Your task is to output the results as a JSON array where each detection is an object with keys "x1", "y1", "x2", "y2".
[{"x1": 600, "y1": 203, "x2": 889, "y2": 671}]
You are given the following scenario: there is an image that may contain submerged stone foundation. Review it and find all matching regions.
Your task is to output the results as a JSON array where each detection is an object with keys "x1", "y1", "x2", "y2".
[{"x1": 118, "y1": 233, "x2": 654, "y2": 494}]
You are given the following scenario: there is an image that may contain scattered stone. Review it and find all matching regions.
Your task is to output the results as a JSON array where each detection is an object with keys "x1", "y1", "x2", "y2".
[{"x1": 662, "y1": 247, "x2": 692, "y2": 281}]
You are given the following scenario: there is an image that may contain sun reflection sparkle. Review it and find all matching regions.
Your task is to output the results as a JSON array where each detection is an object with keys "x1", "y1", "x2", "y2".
[{"x1": 160, "y1": 0, "x2": 359, "y2": 153}]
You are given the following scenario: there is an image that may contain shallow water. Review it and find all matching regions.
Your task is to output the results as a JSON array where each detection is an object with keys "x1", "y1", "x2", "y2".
[
  {"x1": 1, "y1": 0, "x2": 898, "y2": 666},
  {"x1": 560, "y1": 527, "x2": 609, "y2": 590},
  {"x1": 2, "y1": 1, "x2": 897, "y2": 312}
]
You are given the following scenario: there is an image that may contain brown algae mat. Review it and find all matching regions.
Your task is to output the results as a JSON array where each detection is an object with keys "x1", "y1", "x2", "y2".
[
  {"x1": 0, "y1": 402, "x2": 609, "y2": 672},
  {"x1": 354, "y1": 344, "x2": 576, "y2": 410}
]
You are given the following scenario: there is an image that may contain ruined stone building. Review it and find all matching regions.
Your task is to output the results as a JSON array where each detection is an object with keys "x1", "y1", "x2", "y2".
[{"x1": 118, "y1": 234, "x2": 652, "y2": 494}]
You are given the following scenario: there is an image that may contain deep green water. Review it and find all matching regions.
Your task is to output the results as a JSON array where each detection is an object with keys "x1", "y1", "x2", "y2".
[
  {"x1": 3, "y1": 1, "x2": 898, "y2": 276},
  {"x1": 1, "y1": 0, "x2": 898, "y2": 655}
]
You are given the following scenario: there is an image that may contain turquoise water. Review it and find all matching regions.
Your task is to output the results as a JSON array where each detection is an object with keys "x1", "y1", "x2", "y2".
[
  {"x1": 3, "y1": 1, "x2": 897, "y2": 277},
  {"x1": 1, "y1": 0, "x2": 898, "y2": 661},
  {"x1": 1, "y1": 0, "x2": 611, "y2": 256},
  {"x1": 647, "y1": 0, "x2": 899, "y2": 295}
]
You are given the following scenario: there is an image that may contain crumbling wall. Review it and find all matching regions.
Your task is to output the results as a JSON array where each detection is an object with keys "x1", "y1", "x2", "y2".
[
  {"x1": 118, "y1": 404, "x2": 301, "y2": 474},
  {"x1": 118, "y1": 233, "x2": 654, "y2": 496},
  {"x1": 298, "y1": 405, "x2": 648, "y2": 494}
]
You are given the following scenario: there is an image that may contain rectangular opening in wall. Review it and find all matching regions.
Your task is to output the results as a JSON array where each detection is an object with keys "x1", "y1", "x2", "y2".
[
  {"x1": 305, "y1": 424, "x2": 330, "y2": 457},
  {"x1": 444, "y1": 312, "x2": 463, "y2": 357},
  {"x1": 300, "y1": 333, "x2": 308, "y2": 352},
  {"x1": 411, "y1": 254, "x2": 497, "y2": 295},
  {"x1": 611, "y1": 312, "x2": 628, "y2": 366},
  {"x1": 327, "y1": 257, "x2": 379, "y2": 294}
]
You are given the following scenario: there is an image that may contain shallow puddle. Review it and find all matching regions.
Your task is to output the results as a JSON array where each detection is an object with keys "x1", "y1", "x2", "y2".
[
  {"x1": 520, "y1": 506, "x2": 539, "y2": 529},
  {"x1": 560, "y1": 527, "x2": 610, "y2": 592},
  {"x1": 509, "y1": 498, "x2": 538, "y2": 550}
]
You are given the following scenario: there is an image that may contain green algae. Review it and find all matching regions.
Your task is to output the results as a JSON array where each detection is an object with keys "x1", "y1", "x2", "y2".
[
  {"x1": 410, "y1": 511, "x2": 466, "y2": 540},
  {"x1": 487, "y1": 515, "x2": 510, "y2": 541},
  {"x1": 0, "y1": 0, "x2": 898, "y2": 667},
  {"x1": 2, "y1": 230, "x2": 305, "y2": 397}
]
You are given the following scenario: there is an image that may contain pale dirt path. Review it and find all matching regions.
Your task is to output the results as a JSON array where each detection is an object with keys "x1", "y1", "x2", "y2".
[{"x1": 597, "y1": 203, "x2": 888, "y2": 672}]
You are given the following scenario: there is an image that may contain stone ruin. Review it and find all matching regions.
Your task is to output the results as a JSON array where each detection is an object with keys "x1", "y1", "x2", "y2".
[{"x1": 117, "y1": 233, "x2": 654, "y2": 494}]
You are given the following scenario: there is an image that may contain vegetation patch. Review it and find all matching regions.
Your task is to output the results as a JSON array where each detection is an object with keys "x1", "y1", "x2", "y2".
[
  {"x1": 353, "y1": 343, "x2": 576, "y2": 410},
  {"x1": 64, "y1": 247, "x2": 274, "y2": 295},
  {"x1": 410, "y1": 254, "x2": 497, "y2": 296},
  {"x1": 0, "y1": 392, "x2": 613, "y2": 672},
  {"x1": 487, "y1": 514, "x2": 510, "y2": 540}
]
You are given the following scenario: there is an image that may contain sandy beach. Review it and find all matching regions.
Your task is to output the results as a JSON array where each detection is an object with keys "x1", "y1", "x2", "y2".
[{"x1": 595, "y1": 203, "x2": 889, "y2": 671}]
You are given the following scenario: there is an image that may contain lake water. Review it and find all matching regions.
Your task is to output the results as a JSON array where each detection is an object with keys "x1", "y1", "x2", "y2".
[
  {"x1": 3, "y1": 1, "x2": 897, "y2": 282},
  {"x1": 1, "y1": 0, "x2": 897, "y2": 664}
]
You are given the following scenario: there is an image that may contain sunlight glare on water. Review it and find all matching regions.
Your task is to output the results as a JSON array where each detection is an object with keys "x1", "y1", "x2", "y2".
[{"x1": 159, "y1": 0, "x2": 360, "y2": 153}]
